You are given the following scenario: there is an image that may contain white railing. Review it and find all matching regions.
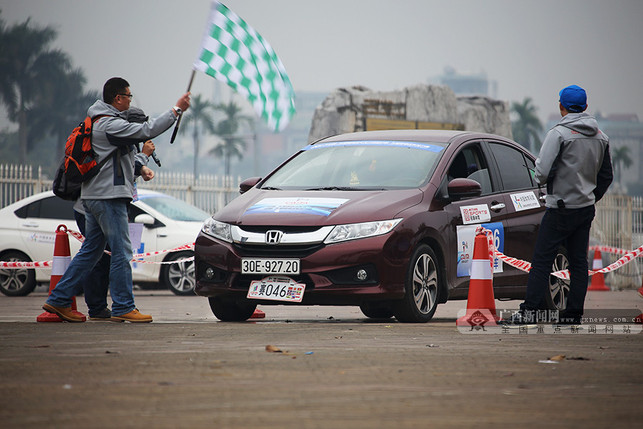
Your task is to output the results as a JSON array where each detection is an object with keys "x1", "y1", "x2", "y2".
[
  {"x1": 592, "y1": 194, "x2": 643, "y2": 289},
  {"x1": 0, "y1": 163, "x2": 239, "y2": 215}
]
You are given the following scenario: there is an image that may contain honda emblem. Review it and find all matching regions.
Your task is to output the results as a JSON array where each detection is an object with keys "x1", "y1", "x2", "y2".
[{"x1": 265, "y1": 230, "x2": 283, "y2": 245}]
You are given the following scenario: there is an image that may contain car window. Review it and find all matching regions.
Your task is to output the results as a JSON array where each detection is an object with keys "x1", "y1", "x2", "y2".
[
  {"x1": 447, "y1": 144, "x2": 493, "y2": 195},
  {"x1": 262, "y1": 141, "x2": 446, "y2": 189},
  {"x1": 14, "y1": 196, "x2": 75, "y2": 220},
  {"x1": 137, "y1": 195, "x2": 210, "y2": 222},
  {"x1": 488, "y1": 142, "x2": 535, "y2": 191}
]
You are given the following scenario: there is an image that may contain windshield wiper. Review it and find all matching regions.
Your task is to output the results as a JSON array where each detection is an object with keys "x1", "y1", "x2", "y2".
[
  {"x1": 305, "y1": 186, "x2": 359, "y2": 191},
  {"x1": 260, "y1": 186, "x2": 282, "y2": 190}
]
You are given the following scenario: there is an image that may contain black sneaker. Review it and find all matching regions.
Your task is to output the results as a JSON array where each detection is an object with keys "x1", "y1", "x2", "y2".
[{"x1": 89, "y1": 308, "x2": 112, "y2": 321}]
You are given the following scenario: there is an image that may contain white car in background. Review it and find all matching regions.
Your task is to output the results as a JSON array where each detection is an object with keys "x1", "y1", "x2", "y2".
[{"x1": 0, "y1": 190, "x2": 210, "y2": 296}]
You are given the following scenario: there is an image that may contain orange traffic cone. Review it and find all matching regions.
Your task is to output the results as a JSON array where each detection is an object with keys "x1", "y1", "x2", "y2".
[
  {"x1": 456, "y1": 232, "x2": 499, "y2": 328},
  {"x1": 37, "y1": 224, "x2": 86, "y2": 322},
  {"x1": 588, "y1": 249, "x2": 609, "y2": 291},
  {"x1": 250, "y1": 308, "x2": 266, "y2": 319}
]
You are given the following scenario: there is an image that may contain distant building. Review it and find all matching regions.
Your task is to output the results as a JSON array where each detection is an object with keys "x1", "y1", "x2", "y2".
[{"x1": 432, "y1": 66, "x2": 498, "y2": 98}]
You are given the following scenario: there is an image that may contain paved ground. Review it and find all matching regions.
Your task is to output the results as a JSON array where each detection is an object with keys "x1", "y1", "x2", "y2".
[{"x1": 0, "y1": 289, "x2": 641, "y2": 428}]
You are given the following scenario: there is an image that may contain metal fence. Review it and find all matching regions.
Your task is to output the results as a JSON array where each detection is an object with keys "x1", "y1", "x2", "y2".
[
  {"x1": 593, "y1": 194, "x2": 643, "y2": 289},
  {"x1": 0, "y1": 163, "x2": 240, "y2": 215},
  {"x1": 2, "y1": 163, "x2": 642, "y2": 289}
]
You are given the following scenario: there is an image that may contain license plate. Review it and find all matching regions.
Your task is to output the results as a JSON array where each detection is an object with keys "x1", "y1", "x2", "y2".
[
  {"x1": 247, "y1": 276, "x2": 306, "y2": 302},
  {"x1": 241, "y1": 258, "x2": 300, "y2": 274}
]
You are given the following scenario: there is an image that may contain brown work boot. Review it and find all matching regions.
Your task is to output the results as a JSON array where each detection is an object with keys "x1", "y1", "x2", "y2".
[
  {"x1": 110, "y1": 309, "x2": 153, "y2": 323},
  {"x1": 42, "y1": 303, "x2": 86, "y2": 323}
]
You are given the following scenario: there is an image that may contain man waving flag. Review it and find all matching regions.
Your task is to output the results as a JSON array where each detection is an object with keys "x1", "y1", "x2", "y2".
[{"x1": 193, "y1": 1, "x2": 296, "y2": 132}]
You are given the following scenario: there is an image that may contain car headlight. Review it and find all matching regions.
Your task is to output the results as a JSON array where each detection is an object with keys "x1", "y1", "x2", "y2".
[
  {"x1": 201, "y1": 218, "x2": 232, "y2": 242},
  {"x1": 324, "y1": 219, "x2": 402, "y2": 244}
]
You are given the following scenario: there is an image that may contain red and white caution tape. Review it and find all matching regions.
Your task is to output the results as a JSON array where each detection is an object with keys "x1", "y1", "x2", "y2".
[
  {"x1": 475, "y1": 226, "x2": 643, "y2": 280},
  {"x1": 0, "y1": 260, "x2": 53, "y2": 269},
  {"x1": 0, "y1": 227, "x2": 195, "y2": 269}
]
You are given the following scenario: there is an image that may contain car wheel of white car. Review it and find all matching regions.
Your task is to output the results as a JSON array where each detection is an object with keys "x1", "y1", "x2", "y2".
[
  {"x1": 545, "y1": 247, "x2": 570, "y2": 311},
  {"x1": 162, "y1": 251, "x2": 196, "y2": 296},
  {"x1": 394, "y1": 244, "x2": 440, "y2": 323},
  {"x1": 0, "y1": 251, "x2": 37, "y2": 297},
  {"x1": 208, "y1": 296, "x2": 257, "y2": 321}
]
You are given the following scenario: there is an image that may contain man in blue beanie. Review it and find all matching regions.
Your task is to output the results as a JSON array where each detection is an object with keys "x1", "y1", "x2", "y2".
[{"x1": 508, "y1": 84, "x2": 613, "y2": 325}]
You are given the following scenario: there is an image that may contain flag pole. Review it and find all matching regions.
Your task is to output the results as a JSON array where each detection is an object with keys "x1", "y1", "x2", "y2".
[{"x1": 170, "y1": 69, "x2": 196, "y2": 143}]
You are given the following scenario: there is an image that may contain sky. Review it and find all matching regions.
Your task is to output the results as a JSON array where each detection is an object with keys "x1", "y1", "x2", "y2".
[{"x1": 2, "y1": 0, "x2": 643, "y2": 127}]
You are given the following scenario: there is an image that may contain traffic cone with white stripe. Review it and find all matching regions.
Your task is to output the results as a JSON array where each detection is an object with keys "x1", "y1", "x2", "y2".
[
  {"x1": 37, "y1": 225, "x2": 86, "y2": 322},
  {"x1": 456, "y1": 231, "x2": 499, "y2": 328},
  {"x1": 588, "y1": 249, "x2": 609, "y2": 291}
]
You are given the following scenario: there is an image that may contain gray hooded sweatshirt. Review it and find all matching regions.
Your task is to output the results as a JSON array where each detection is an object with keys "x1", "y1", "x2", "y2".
[
  {"x1": 80, "y1": 100, "x2": 177, "y2": 201},
  {"x1": 535, "y1": 112, "x2": 613, "y2": 209}
]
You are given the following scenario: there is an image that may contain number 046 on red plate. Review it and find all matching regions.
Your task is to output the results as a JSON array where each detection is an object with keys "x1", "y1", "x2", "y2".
[{"x1": 247, "y1": 276, "x2": 306, "y2": 302}]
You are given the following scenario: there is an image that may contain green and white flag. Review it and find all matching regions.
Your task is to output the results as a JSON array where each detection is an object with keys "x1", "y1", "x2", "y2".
[{"x1": 193, "y1": 1, "x2": 296, "y2": 132}]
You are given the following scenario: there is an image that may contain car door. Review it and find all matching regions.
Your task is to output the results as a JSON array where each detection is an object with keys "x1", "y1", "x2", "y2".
[
  {"x1": 440, "y1": 141, "x2": 514, "y2": 291},
  {"x1": 127, "y1": 203, "x2": 159, "y2": 282},
  {"x1": 16, "y1": 196, "x2": 81, "y2": 263},
  {"x1": 483, "y1": 140, "x2": 546, "y2": 290}
]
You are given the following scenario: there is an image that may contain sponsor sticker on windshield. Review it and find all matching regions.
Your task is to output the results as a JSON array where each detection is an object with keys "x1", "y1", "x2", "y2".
[
  {"x1": 510, "y1": 191, "x2": 540, "y2": 211},
  {"x1": 244, "y1": 197, "x2": 348, "y2": 216},
  {"x1": 460, "y1": 204, "x2": 491, "y2": 224},
  {"x1": 303, "y1": 140, "x2": 445, "y2": 153}
]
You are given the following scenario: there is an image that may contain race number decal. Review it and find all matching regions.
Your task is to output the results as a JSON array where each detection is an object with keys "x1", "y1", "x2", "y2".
[{"x1": 456, "y1": 222, "x2": 504, "y2": 276}]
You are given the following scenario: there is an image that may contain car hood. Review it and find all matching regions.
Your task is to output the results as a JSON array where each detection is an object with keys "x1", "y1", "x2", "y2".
[{"x1": 215, "y1": 189, "x2": 424, "y2": 226}]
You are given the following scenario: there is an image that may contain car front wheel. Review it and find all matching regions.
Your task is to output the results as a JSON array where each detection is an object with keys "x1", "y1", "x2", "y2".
[
  {"x1": 394, "y1": 244, "x2": 440, "y2": 323},
  {"x1": 360, "y1": 302, "x2": 395, "y2": 319},
  {"x1": 0, "y1": 251, "x2": 37, "y2": 296},
  {"x1": 162, "y1": 251, "x2": 196, "y2": 296},
  {"x1": 208, "y1": 296, "x2": 257, "y2": 321}
]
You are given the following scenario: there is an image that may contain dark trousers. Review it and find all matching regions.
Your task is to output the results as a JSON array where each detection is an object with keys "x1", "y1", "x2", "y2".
[
  {"x1": 74, "y1": 210, "x2": 111, "y2": 317},
  {"x1": 521, "y1": 205, "x2": 596, "y2": 319}
]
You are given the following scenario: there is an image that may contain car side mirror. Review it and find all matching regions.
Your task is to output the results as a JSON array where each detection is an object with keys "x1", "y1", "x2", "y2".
[
  {"x1": 134, "y1": 214, "x2": 156, "y2": 225},
  {"x1": 239, "y1": 177, "x2": 262, "y2": 194},
  {"x1": 447, "y1": 178, "x2": 482, "y2": 200}
]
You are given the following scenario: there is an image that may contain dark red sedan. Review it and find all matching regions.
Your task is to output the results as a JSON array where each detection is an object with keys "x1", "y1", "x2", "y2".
[{"x1": 195, "y1": 130, "x2": 569, "y2": 322}]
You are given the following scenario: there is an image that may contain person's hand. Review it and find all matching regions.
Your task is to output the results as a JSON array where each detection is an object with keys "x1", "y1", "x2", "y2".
[
  {"x1": 175, "y1": 92, "x2": 191, "y2": 112},
  {"x1": 140, "y1": 165, "x2": 155, "y2": 181},
  {"x1": 142, "y1": 140, "x2": 155, "y2": 156}
]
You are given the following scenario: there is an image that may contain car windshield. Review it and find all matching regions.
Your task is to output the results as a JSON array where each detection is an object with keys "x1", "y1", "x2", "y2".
[
  {"x1": 138, "y1": 195, "x2": 210, "y2": 222},
  {"x1": 261, "y1": 140, "x2": 446, "y2": 190}
]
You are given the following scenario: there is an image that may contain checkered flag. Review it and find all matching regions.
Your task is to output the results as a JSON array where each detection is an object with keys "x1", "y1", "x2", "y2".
[{"x1": 193, "y1": 1, "x2": 296, "y2": 132}]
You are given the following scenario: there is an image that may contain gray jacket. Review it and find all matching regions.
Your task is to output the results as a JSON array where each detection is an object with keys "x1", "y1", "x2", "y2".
[
  {"x1": 535, "y1": 112, "x2": 613, "y2": 209},
  {"x1": 80, "y1": 100, "x2": 176, "y2": 201}
]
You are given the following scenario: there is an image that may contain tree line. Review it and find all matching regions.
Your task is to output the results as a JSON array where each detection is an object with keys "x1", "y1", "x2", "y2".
[{"x1": 0, "y1": 12, "x2": 253, "y2": 179}]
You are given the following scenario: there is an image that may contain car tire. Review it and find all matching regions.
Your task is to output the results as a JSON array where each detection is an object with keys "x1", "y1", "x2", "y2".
[
  {"x1": 161, "y1": 251, "x2": 196, "y2": 296},
  {"x1": 394, "y1": 244, "x2": 440, "y2": 323},
  {"x1": 544, "y1": 247, "x2": 570, "y2": 311},
  {"x1": 208, "y1": 296, "x2": 257, "y2": 321},
  {"x1": 0, "y1": 251, "x2": 37, "y2": 297},
  {"x1": 360, "y1": 302, "x2": 395, "y2": 319}
]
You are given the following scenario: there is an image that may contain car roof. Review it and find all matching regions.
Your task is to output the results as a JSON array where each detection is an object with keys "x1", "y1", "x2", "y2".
[{"x1": 315, "y1": 129, "x2": 510, "y2": 145}]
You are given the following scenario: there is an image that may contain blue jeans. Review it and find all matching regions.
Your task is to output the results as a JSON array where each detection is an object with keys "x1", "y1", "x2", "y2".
[
  {"x1": 47, "y1": 199, "x2": 136, "y2": 316},
  {"x1": 521, "y1": 206, "x2": 596, "y2": 319},
  {"x1": 74, "y1": 210, "x2": 111, "y2": 317}
]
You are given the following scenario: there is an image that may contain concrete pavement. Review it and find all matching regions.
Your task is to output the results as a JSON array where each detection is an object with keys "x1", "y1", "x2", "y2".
[{"x1": 0, "y1": 290, "x2": 641, "y2": 428}]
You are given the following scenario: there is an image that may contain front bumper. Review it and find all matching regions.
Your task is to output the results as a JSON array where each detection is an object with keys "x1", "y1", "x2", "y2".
[{"x1": 194, "y1": 232, "x2": 409, "y2": 305}]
